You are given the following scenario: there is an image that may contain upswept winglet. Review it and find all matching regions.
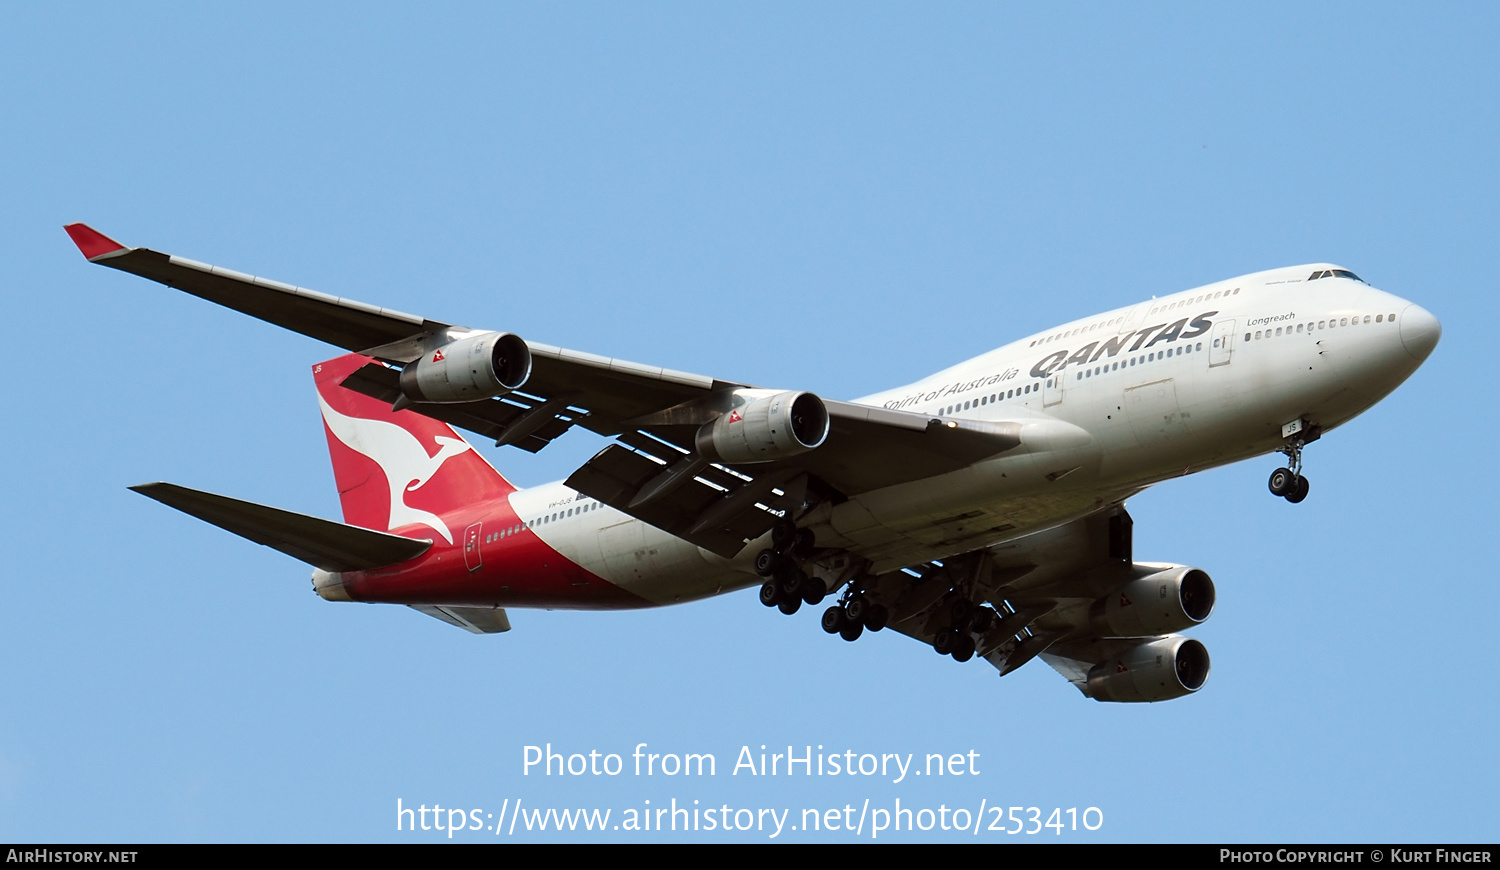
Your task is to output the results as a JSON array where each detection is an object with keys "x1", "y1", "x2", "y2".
[{"x1": 63, "y1": 223, "x2": 127, "y2": 261}]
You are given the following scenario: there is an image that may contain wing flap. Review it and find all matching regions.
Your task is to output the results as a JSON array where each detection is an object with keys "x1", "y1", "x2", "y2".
[
  {"x1": 794, "y1": 404, "x2": 1023, "y2": 495},
  {"x1": 564, "y1": 441, "x2": 800, "y2": 557},
  {"x1": 130, "y1": 482, "x2": 431, "y2": 572},
  {"x1": 339, "y1": 362, "x2": 587, "y2": 453}
]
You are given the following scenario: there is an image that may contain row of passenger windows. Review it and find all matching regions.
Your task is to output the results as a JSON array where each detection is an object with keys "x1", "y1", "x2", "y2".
[
  {"x1": 938, "y1": 383, "x2": 1039, "y2": 416},
  {"x1": 483, "y1": 501, "x2": 604, "y2": 543},
  {"x1": 1030, "y1": 318, "x2": 1125, "y2": 347},
  {"x1": 1074, "y1": 342, "x2": 1204, "y2": 380},
  {"x1": 934, "y1": 340, "x2": 1211, "y2": 414},
  {"x1": 1245, "y1": 312, "x2": 1393, "y2": 342},
  {"x1": 1148, "y1": 287, "x2": 1239, "y2": 317}
]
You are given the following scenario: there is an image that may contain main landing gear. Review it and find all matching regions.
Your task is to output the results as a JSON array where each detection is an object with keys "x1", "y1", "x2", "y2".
[
  {"x1": 756, "y1": 519, "x2": 822, "y2": 616},
  {"x1": 1268, "y1": 418, "x2": 1321, "y2": 504},
  {"x1": 756, "y1": 519, "x2": 891, "y2": 643},
  {"x1": 820, "y1": 586, "x2": 889, "y2": 643},
  {"x1": 929, "y1": 596, "x2": 1001, "y2": 663}
]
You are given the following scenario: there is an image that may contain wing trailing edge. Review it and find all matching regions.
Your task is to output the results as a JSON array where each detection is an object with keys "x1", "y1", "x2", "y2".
[{"x1": 65, "y1": 224, "x2": 441, "y2": 356}]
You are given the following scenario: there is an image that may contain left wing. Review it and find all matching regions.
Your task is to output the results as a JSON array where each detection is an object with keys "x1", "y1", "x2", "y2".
[{"x1": 70, "y1": 224, "x2": 1019, "y2": 555}]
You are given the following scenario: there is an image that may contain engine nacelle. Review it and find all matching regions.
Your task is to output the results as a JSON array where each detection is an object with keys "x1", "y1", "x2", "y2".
[
  {"x1": 1085, "y1": 636, "x2": 1211, "y2": 703},
  {"x1": 1090, "y1": 564, "x2": 1215, "y2": 638},
  {"x1": 398, "y1": 331, "x2": 532, "y2": 403},
  {"x1": 694, "y1": 390, "x2": 829, "y2": 464}
]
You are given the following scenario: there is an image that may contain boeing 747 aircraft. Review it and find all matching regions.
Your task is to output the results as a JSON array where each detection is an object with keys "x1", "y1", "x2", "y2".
[{"x1": 67, "y1": 224, "x2": 1440, "y2": 702}]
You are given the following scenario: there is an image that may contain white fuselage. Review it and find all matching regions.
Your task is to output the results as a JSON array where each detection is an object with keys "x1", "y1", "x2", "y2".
[{"x1": 512, "y1": 264, "x2": 1437, "y2": 605}]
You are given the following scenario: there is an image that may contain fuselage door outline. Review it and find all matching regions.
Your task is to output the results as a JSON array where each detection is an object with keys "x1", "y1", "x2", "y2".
[{"x1": 1210, "y1": 319, "x2": 1236, "y2": 367}]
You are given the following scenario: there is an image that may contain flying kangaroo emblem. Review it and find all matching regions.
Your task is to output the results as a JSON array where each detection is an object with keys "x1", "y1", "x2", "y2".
[{"x1": 317, "y1": 394, "x2": 471, "y2": 543}]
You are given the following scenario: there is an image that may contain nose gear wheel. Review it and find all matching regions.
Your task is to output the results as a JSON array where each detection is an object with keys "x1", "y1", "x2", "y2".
[{"x1": 1270, "y1": 421, "x2": 1320, "y2": 503}]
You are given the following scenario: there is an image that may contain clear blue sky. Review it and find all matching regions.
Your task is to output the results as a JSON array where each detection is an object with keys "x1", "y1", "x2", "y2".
[{"x1": 3, "y1": 3, "x2": 1495, "y2": 842}]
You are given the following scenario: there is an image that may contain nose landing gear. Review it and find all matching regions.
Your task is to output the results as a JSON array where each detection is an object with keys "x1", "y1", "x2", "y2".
[{"x1": 1269, "y1": 419, "x2": 1320, "y2": 504}]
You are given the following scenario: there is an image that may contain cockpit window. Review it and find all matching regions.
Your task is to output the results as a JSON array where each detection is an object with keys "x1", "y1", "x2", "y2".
[{"x1": 1307, "y1": 269, "x2": 1366, "y2": 284}]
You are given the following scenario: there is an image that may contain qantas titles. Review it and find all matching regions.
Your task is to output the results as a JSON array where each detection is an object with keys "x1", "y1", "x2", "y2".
[
  {"x1": 881, "y1": 310, "x2": 1219, "y2": 410},
  {"x1": 1028, "y1": 311, "x2": 1217, "y2": 379}
]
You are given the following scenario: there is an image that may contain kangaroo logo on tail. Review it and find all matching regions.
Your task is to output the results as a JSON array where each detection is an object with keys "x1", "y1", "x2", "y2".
[
  {"x1": 317, "y1": 394, "x2": 471, "y2": 543},
  {"x1": 312, "y1": 353, "x2": 518, "y2": 544}
]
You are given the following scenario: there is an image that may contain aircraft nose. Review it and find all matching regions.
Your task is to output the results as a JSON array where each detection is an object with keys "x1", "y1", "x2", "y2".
[{"x1": 1399, "y1": 304, "x2": 1442, "y2": 361}]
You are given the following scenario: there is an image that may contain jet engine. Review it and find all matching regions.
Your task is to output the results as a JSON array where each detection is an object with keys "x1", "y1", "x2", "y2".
[
  {"x1": 398, "y1": 331, "x2": 532, "y2": 403},
  {"x1": 1085, "y1": 636, "x2": 1210, "y2": 703},
  {"x1": 694, "y1": 390, "x2": 829, "y2": 464},
  {"x1": 1090, "y1": 564, "x2": 1215, "y2": 638}
]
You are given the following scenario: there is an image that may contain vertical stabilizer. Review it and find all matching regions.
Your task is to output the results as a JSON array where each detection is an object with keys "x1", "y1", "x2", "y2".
[{"x1": 313, "y1": 354, "x2": 516, "y2": 543}]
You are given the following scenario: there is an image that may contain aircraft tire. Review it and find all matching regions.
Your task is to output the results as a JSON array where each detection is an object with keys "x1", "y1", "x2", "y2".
[
  {"x1": 839, "y1": 620, "x2": 864, "y2": 642},
  {"x1": 759, "y1": 581, "x2": 781, "y2": 607},
  {"x1": 1286, "y1": 475, "x2": 1311, "y2": 504},
  {"x1": 952, "y1": 634, "x2": 976, "y2": 663},
  {"x1": 821, "y1": 606, "x2": 844, "y2": 634},
  {"x1": 1268, "y1": 467, "x2": 1296, "y2": 496},
  {"x1": 778, "y1": 595, "x2": 802, "y2": 616},
  {"x1": 754, "y1": 549, "x2": 779, "y2": 577},
  {"x1": 865, "y1": 604, "x2": 889, "y2": 632},
  {"x1": 776, "y1": 563, "x2": 805, "y2": 597}
]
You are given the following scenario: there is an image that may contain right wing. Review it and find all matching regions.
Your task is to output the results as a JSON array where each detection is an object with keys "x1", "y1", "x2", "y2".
[{"x1": 876, "y1": 506, "x2": 1214, "y2": 701}]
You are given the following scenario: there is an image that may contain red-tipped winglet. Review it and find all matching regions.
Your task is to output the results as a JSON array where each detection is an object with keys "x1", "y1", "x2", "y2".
[{"x1": 64, "y1": 223, "x2": 128, "y2": 261}]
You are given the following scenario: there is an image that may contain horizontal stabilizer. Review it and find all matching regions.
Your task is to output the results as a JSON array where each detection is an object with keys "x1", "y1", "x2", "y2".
[
  {"x1": 130, "y1": 482, "x2": 431, "y2": 572},
  {"x1": 410, "y1": 604, "x2": 513, "y2": 634}
]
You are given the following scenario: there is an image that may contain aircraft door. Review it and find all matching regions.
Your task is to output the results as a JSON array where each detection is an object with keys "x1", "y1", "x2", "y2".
[
  {"x1": 1043, "y1": 371, "x2": 1063, "y2": 406},
  {"x1": 1210, "y1": 319, "x2": 1235, "y2": 367},
  {"x1": 463, "y1": 522, "x2": 483, "y2": 572}
]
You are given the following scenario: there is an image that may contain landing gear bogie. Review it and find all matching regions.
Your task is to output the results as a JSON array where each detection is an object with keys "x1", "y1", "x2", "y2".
[
  {"x1": 776, "y1": 562, "x2": 805, "y2": 598},
  {"x1": 1270, "y1": 419, "x2": 1320, "y2": 504},
  {"x1": 844, "y1": 595, "x2": 868, "y2": 625}
]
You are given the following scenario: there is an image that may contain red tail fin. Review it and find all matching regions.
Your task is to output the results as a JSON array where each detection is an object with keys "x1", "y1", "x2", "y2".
[{"x1": 313, "y1": 354, "x2": 516, "y2": 543}]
